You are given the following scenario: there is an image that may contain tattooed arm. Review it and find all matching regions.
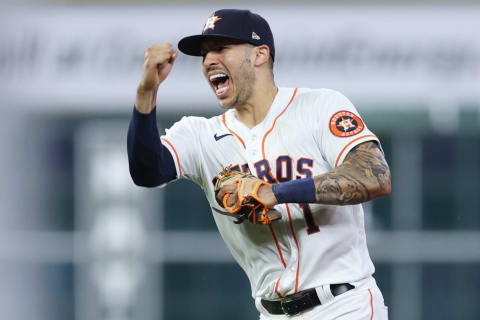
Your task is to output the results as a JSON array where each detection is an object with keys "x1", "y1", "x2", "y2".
[
  {"x1": 314, "y1": 141, "x2": 391, "y2": 205},
  {"x1": 224, "y1": 141, "x2": 390, "y2": 208}
]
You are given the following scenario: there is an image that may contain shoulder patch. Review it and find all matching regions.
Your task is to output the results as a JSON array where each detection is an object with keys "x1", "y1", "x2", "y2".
[{"x1": 329, "y1": 110, "x2": 365, "y2": 137}]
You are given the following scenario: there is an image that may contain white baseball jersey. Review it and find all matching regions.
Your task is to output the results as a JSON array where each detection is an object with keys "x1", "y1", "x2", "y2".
[{"x1": 160, "y1": 87, "x2": 379, "y2": 300}]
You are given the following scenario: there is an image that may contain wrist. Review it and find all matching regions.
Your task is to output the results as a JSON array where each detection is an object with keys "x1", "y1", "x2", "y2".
[
  {"x1": 135, "y1": 86, "x2": 157, "y2": 114},
  {"x1": 272, "y1": 178, "x2": 316, "y2": 204}
]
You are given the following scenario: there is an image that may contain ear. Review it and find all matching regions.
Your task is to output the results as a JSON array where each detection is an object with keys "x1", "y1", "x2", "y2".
[{"x1": 253, "y1": 45, "x2": 270, "y2": 67}]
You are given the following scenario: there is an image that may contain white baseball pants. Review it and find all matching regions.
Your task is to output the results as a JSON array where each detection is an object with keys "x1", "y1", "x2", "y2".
[{"x1": 256, "y1": 277, "x2": 388, "y2": 320}]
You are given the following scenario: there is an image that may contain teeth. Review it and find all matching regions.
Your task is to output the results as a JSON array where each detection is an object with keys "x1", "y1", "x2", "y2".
[
  {"x1": 216, "y1": 86, "x2": 229, "y2": 95},
  {"x1": 210, "y1": 73, "x2": 227, "y2": 81}
]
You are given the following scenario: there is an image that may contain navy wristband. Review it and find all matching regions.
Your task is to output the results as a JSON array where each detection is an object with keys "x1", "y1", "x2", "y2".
[{"x1": 272, "y1": 178, "x2": 316, "y2": 204}]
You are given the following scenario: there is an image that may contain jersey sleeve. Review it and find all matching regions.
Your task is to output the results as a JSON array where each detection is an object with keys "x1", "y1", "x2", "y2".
[
  {"x1": 314, "y1": 89, "x2": 380, "y2": 169},
  {"x1": 160, "y1": 116, "x2": 203, "y2": 183},
  {"x1": 127, "y1": 107, "x2": 177, "y2": 188}
]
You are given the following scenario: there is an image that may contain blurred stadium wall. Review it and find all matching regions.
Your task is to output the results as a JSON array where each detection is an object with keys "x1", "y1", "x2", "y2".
[{"x1": 1, "y1": 2, "x2": 479, "y2": 320}]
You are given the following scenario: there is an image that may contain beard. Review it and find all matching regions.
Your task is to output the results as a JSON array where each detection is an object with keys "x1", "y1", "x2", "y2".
[{"x1": 228, "y1": 58, "x2": 256, "y2": 108}]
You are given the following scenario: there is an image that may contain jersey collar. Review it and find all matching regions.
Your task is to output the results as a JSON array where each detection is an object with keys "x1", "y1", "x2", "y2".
[{"x1": 225, "y1": 87, "x2": 297, "y2": 134}]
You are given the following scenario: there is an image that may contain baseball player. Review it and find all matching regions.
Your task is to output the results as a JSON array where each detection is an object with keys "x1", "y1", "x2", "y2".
[{"x1": 128, "y1": 9, "x2": 391, "y2": 319}]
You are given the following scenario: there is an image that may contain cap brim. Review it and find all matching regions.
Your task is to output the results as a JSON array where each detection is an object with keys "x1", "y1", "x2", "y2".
[{"x1": 178, "y1": 34, "x2": 249, "y2": 57}]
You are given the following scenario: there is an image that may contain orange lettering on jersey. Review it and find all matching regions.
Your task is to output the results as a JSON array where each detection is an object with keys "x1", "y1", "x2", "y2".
[
  {"x1": 254, "y1": 157, "x2": 314, "y2": 183},
  {"x1": 276, "y1": 155, "x2": 293, "y2": 182},
  {"x1": 329, "y1": 110, "x2": 365, "y2": 138},
  {"x1": 296, "y1": 158, "x2": 313, "y2": 179},
  {"x1": 254, "y1": 159, "x2": 276, "y2": 183}
]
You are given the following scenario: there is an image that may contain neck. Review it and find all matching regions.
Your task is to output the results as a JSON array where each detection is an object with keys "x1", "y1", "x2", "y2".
[{"x1": 235, "y1": 83, "x2": 278, "y2": 129}]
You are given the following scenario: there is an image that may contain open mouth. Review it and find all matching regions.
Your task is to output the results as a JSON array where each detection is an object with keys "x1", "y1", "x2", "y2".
[{"x1": 209, "y1": 73, "x2": 230, "y2": 96}]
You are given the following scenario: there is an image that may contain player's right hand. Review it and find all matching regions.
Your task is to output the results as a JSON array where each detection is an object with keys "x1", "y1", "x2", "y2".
[
  {"x1": 136, "y1": 43, "x2": 178, "y2": 113},
  {"x1": 140, "y1": 43, "x2": 178, "y2": 91}
]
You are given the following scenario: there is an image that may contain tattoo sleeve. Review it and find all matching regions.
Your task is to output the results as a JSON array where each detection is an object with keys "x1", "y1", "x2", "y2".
[{"x1": 313, "y1": 141, "x2": 391, "y2": 205}]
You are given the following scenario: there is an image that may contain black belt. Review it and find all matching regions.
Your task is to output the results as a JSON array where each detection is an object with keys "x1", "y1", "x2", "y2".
[{"x1": 261, "y1": 283, "x2": 355, "y2": 316}]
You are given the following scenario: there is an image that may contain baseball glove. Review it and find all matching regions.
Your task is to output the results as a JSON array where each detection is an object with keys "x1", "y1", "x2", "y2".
[{"x1": 212, "y1": 166, "x2": 282, "y2": 225}]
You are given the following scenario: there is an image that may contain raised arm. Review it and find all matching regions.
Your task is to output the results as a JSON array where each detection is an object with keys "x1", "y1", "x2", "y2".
[{"x1": 127, "y1": 44, "x2": 179, "y2": 187}]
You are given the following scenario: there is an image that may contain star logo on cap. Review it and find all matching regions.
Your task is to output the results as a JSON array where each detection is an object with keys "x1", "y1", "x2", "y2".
[{"x1": 203, "y1": 13, "x2": 222, "y2": 32}]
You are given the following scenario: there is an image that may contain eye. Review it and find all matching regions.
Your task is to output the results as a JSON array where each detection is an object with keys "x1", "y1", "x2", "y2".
[{"x1": 214, "y1": 45, "x2": 228, "y2": 53}]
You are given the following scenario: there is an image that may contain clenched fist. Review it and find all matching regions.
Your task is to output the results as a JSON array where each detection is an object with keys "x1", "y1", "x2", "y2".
[{"x1": 135, "y1": 43, "x2": 178, "y2": 114}]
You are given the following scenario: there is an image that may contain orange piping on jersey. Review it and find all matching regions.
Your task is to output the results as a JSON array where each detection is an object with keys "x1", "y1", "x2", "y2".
[
  {"x1": 222, "y1": 113, "x2": 246, "y2": 148},
  {"x1": 285, "y1": 203, "x2": 301, "y2": 293},
  {"x1": 261, "y1": 88, "x2": 298, "y2": 159},
  {"x1": 368, "y1": 288, "x2": 374, "y2": 320},
  {"x1": 268, "y1": 224, "x2": 286, "y2": 268},
  {"x1": 161, "y1": 138, "x2": 183, "y2": 177},
  {"x1": 334, "y1": 134, "x2": 377, "y2": 168},
  {"x1": 274, "y1": 277, "x2": 283, "y2": 298}
]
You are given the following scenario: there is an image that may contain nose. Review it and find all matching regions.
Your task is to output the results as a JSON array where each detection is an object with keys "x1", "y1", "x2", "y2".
[{"x1": 202, "y1": 51, "x2": 219, "y2": 69}]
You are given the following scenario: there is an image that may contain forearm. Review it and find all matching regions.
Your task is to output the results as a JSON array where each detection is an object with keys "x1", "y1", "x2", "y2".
[
  {"x1": 314, "y1": 142, "x2": 391, "y2": 205},
  {"x1": 135, "y1": 86, "x2": 158, "y2": 114},
  {"x1": 313, "y1": 168, "x2": 384, "y2": 205},
  {"x1": 272, "y1": 141, "x2": 391, "y2": 206},
  {"x1": 127, "y1": 106, "x2": 177, "y2": 187}
]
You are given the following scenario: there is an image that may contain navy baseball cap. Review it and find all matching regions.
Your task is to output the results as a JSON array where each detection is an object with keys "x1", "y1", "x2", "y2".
[{"x1": 178, "y1": 9, "x2": 275, "y2": 60}]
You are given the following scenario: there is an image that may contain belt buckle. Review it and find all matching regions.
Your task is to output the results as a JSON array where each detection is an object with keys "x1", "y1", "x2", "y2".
[{"x1": 281, "y1": 293, "x2": 314, "y2": 317}]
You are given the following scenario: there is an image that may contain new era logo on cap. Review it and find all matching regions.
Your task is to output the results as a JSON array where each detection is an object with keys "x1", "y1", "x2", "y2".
[{"x1": 252, "y1": 32, "x2": 260, "y2": 40}]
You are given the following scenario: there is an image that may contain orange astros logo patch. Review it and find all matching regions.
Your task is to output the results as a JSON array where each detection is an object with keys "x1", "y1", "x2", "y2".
[{"x1": 329, "y1": 110, "x2": 364, "y2": 137}]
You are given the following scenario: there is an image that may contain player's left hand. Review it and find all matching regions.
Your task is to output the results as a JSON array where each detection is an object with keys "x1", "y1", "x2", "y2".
[
  {"x1": 212, "y1": 168, "x2": 281, "y2": 225},
  {"x1": 216, "y1": 183, "x2": 278, "y2": 208}
]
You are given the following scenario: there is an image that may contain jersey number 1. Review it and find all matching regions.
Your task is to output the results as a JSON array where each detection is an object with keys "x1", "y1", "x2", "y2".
[{"x1": 299, "y1": 203, "x2": 320, "y2": 234}]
